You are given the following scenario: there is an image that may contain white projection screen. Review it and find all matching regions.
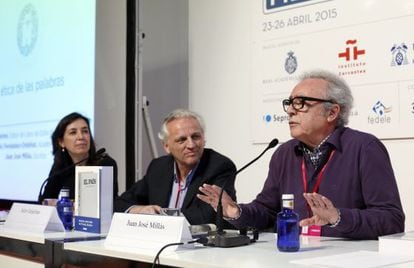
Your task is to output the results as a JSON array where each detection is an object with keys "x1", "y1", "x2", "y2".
[{"x1": 0, "y1": 0, "x2": 126, "y2": 204}]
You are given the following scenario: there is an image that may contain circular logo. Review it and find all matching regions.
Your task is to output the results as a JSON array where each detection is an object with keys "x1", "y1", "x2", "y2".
[
  {"x1": 17, "y1": 4, "x2": 39, "y2": 56},
  {"x1": 395, "y1": 51, "x2": 403, "y2": 66},
  {"x1": 285, "y1": 51, "x2": 298, "y2": 74}
]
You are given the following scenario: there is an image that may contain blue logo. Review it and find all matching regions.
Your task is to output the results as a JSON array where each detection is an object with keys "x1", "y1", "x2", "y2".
[
  {"x1": 263, "y1": 114, "x2": 289, "y2": 124},
  {"x1": 17, "y1": 4, "x2": 38, "y2": 56},
  {"x1": 263, "y1": 0, "x2": 331, "y2": 14},
  {"x1": 368, "y1": 101, "x2": 392, "y2": 125},
  {"x1": 390, "y1": 43, "x2": 409, "y2": 66},
  {"x1": 264, "y1": 114, "x2": 272, "y2": 122},
  {"x1": 372, "y1": 101, "x2": 392, "y2": 116},
  {"x1": 285, "y1": 51, "x2": 298, "y2": 74},
  {"x1": 265, "y1": 0, "x2": 311, "y2": 11}
]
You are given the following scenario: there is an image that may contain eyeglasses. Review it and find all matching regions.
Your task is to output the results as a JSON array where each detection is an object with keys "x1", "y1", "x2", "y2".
[{"x1": 282, "y1": 96, "x2": 335, "y2": 112}]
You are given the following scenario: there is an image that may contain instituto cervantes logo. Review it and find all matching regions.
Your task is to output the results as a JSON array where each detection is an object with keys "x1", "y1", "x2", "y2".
[
  {"x1": 338, "y1": 39, "x2": 365, "y2": 61},
  {"x1": 337, "y1": 39, "x2": 366, "y2": 77}
]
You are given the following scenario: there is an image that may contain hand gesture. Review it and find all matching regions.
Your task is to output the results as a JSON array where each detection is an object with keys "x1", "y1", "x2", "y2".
[
  {"x1": 197, "y1": 184, "x2": 240, "y2": 219},
  {"x1": 300, "y1": 192, "x2": 340, "y2": 227}
]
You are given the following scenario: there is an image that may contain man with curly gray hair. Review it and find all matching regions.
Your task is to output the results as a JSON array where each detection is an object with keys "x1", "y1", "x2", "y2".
[{"x1": 199, "y1": 70, "x2": 404, "y2": 239}]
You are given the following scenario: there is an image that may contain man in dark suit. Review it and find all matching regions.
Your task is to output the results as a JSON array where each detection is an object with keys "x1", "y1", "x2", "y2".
[{"x1": 115, "y1": 109, "x2": 236, "y2": 225}]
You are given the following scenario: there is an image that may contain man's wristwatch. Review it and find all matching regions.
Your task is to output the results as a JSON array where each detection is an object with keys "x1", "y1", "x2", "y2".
[
  {"x1": 223, "y1": 203, "x2": 242, "y2": 221},
  {"x1": 327, "y1": 208, "x2": 341, "y2": 228}
]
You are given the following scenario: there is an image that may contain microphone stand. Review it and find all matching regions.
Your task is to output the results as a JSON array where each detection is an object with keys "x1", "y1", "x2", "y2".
[{"x1": 209, "y1": 139, "x2": 279, "y2": 247}]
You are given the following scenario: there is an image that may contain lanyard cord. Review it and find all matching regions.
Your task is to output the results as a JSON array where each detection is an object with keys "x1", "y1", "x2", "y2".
[
  {"x1": 175, "y1": 179, "x2": 182, "y2": 208},
  {"x1": 301, "y1": 150, "x2": 335, "y2": 216}
]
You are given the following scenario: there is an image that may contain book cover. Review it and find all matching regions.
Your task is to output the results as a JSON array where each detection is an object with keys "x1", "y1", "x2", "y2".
[{"x1": 74, "y1": 166, "x2": 113, "y2": 233}]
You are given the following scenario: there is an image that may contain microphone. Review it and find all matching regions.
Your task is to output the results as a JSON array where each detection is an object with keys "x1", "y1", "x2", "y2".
[
  {"x1": 209, "y1": 139, "x2": 278, "y2": 247},
  {"x1": 235, "y1": 138, "x2": 279, "y2": 175},
  {"x1": 95, "y1": 148, "x2": 107, "y2": 160},
  {"x1": 37, "y1": 148, "x2": 106, "y2": 203}
]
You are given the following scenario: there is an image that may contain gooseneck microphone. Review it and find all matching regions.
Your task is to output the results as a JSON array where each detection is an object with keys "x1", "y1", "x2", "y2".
[
  {"x1": 212, "y1": 138, "x2": 279, "y2": 247},
  {"x1": 37, "y1": 148, "x2": 106, "y2": 203},
  {"x1": 234, "y1": 138, "x2": 279, "y2": 176}
]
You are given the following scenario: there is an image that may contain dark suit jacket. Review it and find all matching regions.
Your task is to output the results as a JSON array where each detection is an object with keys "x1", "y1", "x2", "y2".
[{"x1": 115, "y1": 148, "x2": 236, "y2": 225}]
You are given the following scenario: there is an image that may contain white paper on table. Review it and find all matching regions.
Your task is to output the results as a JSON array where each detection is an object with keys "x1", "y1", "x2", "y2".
[{"x1": 290, "y1": 250, "x2": 414, "y2": 268}]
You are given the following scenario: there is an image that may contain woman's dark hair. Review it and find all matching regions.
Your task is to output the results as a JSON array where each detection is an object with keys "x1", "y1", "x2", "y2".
[{"x1": 51, "y1": 112, "x2": 97, "y2": 169}]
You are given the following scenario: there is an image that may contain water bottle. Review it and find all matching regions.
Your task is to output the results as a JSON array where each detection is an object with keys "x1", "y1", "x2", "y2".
[
  {"x1": 277, "y1": 194, "x2": 300, "y2": 252},
  {"x1": 57, "y1": 188, "x2": 73, "y2": 231}
]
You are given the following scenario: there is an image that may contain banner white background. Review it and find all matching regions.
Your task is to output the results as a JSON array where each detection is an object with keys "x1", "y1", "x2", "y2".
[{"x1": 251, "y1": 0, "x2": 414, "y2": 143}]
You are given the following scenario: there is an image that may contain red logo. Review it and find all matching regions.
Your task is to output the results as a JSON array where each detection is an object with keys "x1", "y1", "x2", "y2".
[
  {"x1": 338, "y1": 39, "x2": 365, "y2": 61},
  {"x1": 337, "y1": 39, "x2": 367, "y2": 76}
]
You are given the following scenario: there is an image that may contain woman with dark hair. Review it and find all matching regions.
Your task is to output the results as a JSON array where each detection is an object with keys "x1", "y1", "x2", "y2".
[{"x1": 40, "y1": 112, "x2": 118, "y2": 202}]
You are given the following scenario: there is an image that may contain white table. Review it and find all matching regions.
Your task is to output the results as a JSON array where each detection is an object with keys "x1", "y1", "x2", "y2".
[
  {"x1": 0, "y1": 224, "x2": 105, "y2": 268},
  {"x1": 60, "y1": 233, "x2": 388, "y2": 268},
  {"x1": 4, "y1": 225, "x2": 414, "y2": 268}
]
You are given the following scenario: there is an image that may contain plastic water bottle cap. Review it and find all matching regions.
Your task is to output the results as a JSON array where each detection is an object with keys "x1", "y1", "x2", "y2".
[
  {"x1": 60, "y1": 188, "x2": 70, "y2": 198},
  {"x1": 281, "y1": 194, "x2": 294, "y2": 200}
]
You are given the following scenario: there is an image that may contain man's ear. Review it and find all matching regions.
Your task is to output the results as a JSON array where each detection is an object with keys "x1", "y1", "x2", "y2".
[
  {"x1": 327, "y1": 104, "x2": 340, "y2": 123},
  {"x1": 163, "y1": 141, "x2": 170, "y2": 154}
]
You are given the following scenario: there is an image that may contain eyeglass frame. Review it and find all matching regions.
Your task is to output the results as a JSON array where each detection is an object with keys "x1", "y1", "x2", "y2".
[{"x1": 282, "y1": 96, "x2": 336, "y2": 113}]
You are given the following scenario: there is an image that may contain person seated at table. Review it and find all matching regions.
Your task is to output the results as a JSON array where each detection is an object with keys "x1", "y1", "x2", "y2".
[
  {"x1": 115, "y1": 109, "x2": 237, "y2": 225},
  {"x1": 198, "y1": 70, "x2": 405, "y2": 239},
  {"x1": 40, "y1": 112, "x2": 118, "y2": 204}
]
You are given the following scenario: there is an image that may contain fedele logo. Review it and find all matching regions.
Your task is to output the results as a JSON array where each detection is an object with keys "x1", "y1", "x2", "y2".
[
  {"x1": 368, "y1": 101, "x2": 392, "y2": 125},
  {"x1": 372, "y1": 101, "x2": 392, "y2": 116}
]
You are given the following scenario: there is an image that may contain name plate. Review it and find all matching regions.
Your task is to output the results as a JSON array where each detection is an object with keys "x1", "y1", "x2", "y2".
[
  {"x1": 4, "y1": 203, "x2": 65, "y2": 233},
  {"x1": 105, "y1": 213, "x2": 193, "y2": 253}
]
